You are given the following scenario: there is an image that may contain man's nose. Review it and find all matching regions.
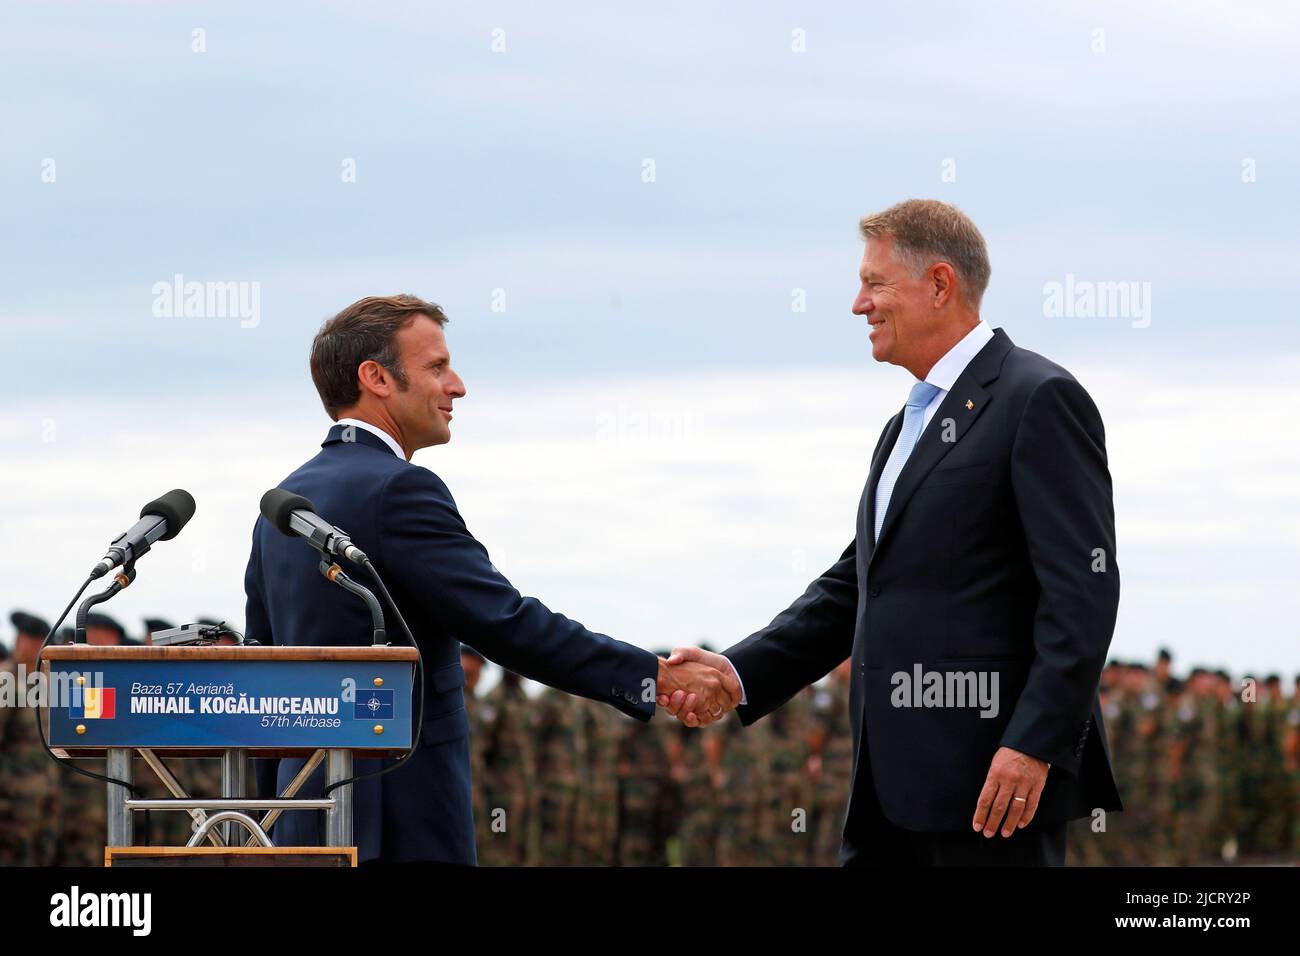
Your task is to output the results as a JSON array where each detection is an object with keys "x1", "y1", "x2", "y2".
[{"x1": 448, "y1": 369, "x2": 466, "y2": 399}]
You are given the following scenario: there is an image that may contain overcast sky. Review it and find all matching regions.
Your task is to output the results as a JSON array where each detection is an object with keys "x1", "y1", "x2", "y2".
[{"x1": 2, "y1": 0, "x2": 1297, "y2": 676}]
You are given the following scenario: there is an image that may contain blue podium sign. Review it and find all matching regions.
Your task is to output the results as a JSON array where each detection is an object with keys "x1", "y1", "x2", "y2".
[{"x1": 44, "y1": 647, "x2": 415, "y2": 751}]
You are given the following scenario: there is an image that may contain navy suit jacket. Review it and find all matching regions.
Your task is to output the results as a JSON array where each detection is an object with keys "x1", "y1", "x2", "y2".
[
  {"x1": 244, "y1": 423, "x2": 657, "y2": 863},
  {"x1": 726, "y1": 329, "x2": 1124, "y2": 841}
]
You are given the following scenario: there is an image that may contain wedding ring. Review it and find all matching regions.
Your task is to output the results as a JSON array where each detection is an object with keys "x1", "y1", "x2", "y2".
[{"x1": 1012, "y1": 795, "x2": 1027, "y2": 803}]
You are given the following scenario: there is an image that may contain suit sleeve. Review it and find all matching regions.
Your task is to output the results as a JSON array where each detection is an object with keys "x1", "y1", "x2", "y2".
[
  {"x1": 723, "y1": 539, "x2": 858, "y2": 725},
  {"x1": 1000, "y1": 375, "x2": 1120, "y2": 773},
  {"x1": 377, "y1": 466, "x2": 658, "y2": 721}
]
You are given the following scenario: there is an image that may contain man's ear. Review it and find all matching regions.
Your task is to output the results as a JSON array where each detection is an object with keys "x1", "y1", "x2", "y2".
[
  {"x1": 356, "y1": 359, "x2": 393, "y2": 400},
  {"x1": 930, "y1": 262, "x2": 957, "y2": 309}
]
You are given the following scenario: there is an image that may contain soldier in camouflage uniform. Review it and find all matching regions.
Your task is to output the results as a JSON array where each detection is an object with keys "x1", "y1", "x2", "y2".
[
  {"x1": 478, "y1": 669, "x2": 537, "y2": 865},
  {"x1": 1285, "y1": 675, "x2": 1300, "y2": 856},
  {"x1": 1185, "y1": 669, "x2": 1226, "y2": 864},
  {"x1": 460, "y1": 645, "x2": 489, "y2": 857},
  {"x1": 532, "y1": 686, "x2": 586, "y2": 865},
  {"x1": 1103, "y1": 664, "x2": 1151, "y2": 865},
  {"x1": 660, "y1": 714, "x2": 686, "y2": 865},
  {"x1": 1251, "y1": 676, "x2": 1292, "y2": 857},
  {"x1": 0, "y1": 612, "x2": 60, "y2": 866},
  {"x1": 1237, "y1": 673, "x2": 1269, "y2": 857},
  {"x1": 675, "y1": 721, "x2": 720, "y2": 866},
  {"x1": 762, "y1": 687, "x2": 816, "y2": 866},
  {"x1": 571, "y1": 696, "x2": 621, "y2": 865},
  {"x1": 1170, "y1": 671, "x2": 1206, "y2": 868},
  {"x1": 1212, "y1": 671, "x2": 1243, "y2": 862},
  {"x1": 615, "y1": 708, "x2": 672, "y2": 865},
  {"x1": 811, "y1": 661, "x2": 853, "y2": 866},
  {"x1": 715, "y1": 710, "x2": 770, "y2": 866}
]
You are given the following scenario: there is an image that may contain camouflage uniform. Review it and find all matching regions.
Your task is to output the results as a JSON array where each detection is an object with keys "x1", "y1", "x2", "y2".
[
  {"x1": 812, "y1": 678, "x2": 853, "y2": 866},
  {"x1": 1214, "y1": 694, "x2": 1243, "y2": 861},
  {"x1": 0, "y1": 660, "x2": 60, "y2": 866},
  {"x1": 1247, "y1": 694, "x2": 1291, "y2": 856},
  {"x1": 676, "y1": 723, "x2": 720, "y2": 866},
  {"x1": 715, "y1": 713, "x2": 770, "y2": 866},
  {"x1": 532, "y1": 689, "x2": 585, "y2": 865},
  {"x1": 478, "y1": 679, "x2": 537, "y2": 865},
  {"x1": 1187, "y1": 692, "x2": 1225, "y2": 864},
  {"x1": 1102, "y1": 689, "x2": 1147, "y2": 865},
  {"x1": 56, "y1": 759, "x2": 108, "y2": 866},
  {"x1": 571, "y1": 697, "x2": 620, "y2": 865},
  {"x1": 1286, "y1": 692, "x2": 1300, "y2": 855},
  {"x1": 763, "y1": 690, "x2": 816, "y2": 866},
  {"x1": 464, "y1": 686, "x2": 489, "y2": 856},
  {"x1": 1166, "y1": 689, "x2": 1206, "y2": 865},
  {"x1": 615, "y1": 712, "x2": 672, "y2": 866}
]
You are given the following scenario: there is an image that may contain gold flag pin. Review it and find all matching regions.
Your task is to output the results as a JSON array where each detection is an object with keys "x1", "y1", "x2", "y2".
[{"x1": 965, "y1": 399, "x2": 974, "y2": 410}]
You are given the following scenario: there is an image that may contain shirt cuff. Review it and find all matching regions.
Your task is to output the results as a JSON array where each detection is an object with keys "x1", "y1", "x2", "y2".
[{"x1": 724, "y1": 655, "x2": 747, "y2": 706}]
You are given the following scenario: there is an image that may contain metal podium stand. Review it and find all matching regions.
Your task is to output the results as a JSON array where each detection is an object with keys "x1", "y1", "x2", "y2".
[{"x1": 41, "y1": 645, "x2": 417, "y2": 866}]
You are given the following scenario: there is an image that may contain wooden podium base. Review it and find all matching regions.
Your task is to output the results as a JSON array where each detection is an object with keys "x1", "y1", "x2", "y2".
[{"x1": 105, "y1": 847, "x2": 357, "y2": 867}]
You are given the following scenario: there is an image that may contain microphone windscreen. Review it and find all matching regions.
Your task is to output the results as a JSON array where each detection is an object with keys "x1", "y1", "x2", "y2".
[
  {"x1": 142, "y1": 489, "x2": 197, "y2": 540},
  {"x1": 260, "y1": 488, "x2": 315, "y2": 536}
]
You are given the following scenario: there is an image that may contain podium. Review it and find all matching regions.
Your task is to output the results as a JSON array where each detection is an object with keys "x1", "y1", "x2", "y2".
[{"x1": 41, "y1": 644, "x2": 418, "y2": 866}]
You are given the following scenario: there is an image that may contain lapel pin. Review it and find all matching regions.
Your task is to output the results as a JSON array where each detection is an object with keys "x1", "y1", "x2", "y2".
[{"x1": 965, "y1": 399, "x2": 974, "y2": 410}]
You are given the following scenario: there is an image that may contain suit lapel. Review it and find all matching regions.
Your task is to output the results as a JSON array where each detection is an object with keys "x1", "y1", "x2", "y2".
[
  {"x1": 869, "y1": 328, "x2": 1015, "y2": 563},
  {"x1": 862, "y1": 411, "x2": 903, "y2": 563}
]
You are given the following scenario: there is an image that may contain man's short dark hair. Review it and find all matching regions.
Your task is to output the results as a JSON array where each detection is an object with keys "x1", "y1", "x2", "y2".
[
  {"x1": 10, "y1": 610, "x2": 50, "y2": 639},
  {"x1": 309, "y1": 294, "x2": 448, "y2": 420}
]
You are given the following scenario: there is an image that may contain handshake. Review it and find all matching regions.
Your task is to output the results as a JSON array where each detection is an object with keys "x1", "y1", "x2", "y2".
[{"x1": 654, "y1": 647, "x2": 742, "y2": 727}]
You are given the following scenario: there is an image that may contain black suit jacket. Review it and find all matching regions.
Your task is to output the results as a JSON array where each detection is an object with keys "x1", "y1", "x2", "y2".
[
  {"x1": 726, "y1": 328, "x2": 1123, "y2": 834},
  {"x1": 244, "y1": 424, "x2": 658, "y2": 863}
]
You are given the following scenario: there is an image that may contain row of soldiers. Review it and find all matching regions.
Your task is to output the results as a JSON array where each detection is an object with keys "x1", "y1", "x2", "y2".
[
  {"x1": 0, "y1": 611, "x2": 232, "y2": 866},
  {"x1": 468, "y1": 647, "x2": 1300, "y2": 867},
  {"x1": 4, "y1": 605, "x2": 1298, "y2": 866},
  {"x1": 1069, "y1": 654, "x2": 1300, "y2": 866},
  {"x1": 464, "y1": 647, "x2": 855, "y2": 866}
]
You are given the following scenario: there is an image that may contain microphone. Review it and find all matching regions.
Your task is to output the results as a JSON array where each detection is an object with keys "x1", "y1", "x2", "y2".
[
  {"x1": 259, "y1": 489, "x2": 368, "y2": 564},
  {"x1": 90, "y1": 489, "x2": 197, "y2": 578}
]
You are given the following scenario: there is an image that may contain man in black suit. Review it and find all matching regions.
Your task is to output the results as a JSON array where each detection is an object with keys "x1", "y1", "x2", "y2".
[
  {"x1": 663, "y1": 200, "x2": 1122, "y2": 865},
  {"x1": 244, "y1": 294, "x2": 739, "y2": 863}
]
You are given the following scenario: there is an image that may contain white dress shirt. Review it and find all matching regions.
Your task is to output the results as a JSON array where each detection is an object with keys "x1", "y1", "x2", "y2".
[
  {"x1": 916, "y1": 320, "x2": 993, "y2": 432},
  {"x1": 723, "y1": 320, "x2": 994, "y2": 708},
  {"x1": 335, "y1": 417, "x2": 406, "y2": 460}
]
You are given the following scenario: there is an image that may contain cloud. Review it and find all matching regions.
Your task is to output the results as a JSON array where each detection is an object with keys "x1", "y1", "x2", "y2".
[{"x1": 2, "y1": 353, "x2": 1296, "y2": 673}]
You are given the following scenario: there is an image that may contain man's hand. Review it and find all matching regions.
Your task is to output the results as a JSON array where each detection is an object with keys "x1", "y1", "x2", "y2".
[
  {"x1": 656, "y1": 646, "x2": 741, "y2": 727},
  {"x1": 971, "y1": 746, "x2": 1050, "y2": 838}
]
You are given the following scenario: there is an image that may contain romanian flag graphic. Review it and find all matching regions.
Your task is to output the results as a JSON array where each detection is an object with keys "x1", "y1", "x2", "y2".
[{"x1": 70, "y1": 686, "x2": 117, "y2": 720}]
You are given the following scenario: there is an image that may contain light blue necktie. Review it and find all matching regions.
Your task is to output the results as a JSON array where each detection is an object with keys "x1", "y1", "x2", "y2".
[{"x1": 873, "y1": 380, "x2": 942, "y2": 542}]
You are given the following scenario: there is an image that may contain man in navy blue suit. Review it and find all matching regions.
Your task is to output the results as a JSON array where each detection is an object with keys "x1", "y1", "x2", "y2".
[
  {"x1": 663, "y1": 200, "x2": 1122, "y2": 866},
  {"x1": 244, "y1": 294, "x2": 739, "y2": 864}
]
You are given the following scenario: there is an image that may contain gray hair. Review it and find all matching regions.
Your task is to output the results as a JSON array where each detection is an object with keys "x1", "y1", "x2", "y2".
[{"x1": 858, "y1": 199, "x2": 991, "y2": 307}]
